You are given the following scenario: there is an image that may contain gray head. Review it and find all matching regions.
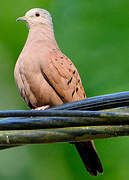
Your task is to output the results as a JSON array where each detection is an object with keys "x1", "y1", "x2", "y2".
[{"x1": 17, "y1": 8, "x2": 53, "y2": 28}]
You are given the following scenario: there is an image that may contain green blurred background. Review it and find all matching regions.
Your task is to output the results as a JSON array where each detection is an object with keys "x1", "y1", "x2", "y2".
[{"x1": 0, "y1": 0, "x2": 129, "y2": 179}]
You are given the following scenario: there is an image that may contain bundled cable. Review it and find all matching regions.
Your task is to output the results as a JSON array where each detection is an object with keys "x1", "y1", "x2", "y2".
[{"x1": 0, "y1": 91, "x2": 129, "y2": 147}]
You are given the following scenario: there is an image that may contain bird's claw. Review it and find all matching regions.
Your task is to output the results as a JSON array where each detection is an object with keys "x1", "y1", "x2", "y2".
[{"x1": 33, "y1": 105, "x2": 50, "y2": 111}]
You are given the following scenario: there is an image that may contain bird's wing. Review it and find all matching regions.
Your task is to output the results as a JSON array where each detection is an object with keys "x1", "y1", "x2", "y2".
[{"x1": 41, "y1": 50, "x2": 86, "y2": 103}]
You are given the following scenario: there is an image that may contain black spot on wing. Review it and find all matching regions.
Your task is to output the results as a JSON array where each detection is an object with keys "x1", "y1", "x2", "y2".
[
  {"x1": 67, "y1": 77, "x2": 73, "y2": 85},
  {"x1": 73, "y1": 70, "x2": 76, "y2": 74},
  {"x1": 72, "y1": 90, "x2": 75, "y2": 97}
]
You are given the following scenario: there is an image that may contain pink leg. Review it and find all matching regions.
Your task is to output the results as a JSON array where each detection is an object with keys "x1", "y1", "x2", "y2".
[{"x1": 33, "y1": 105, "x2": 50, "y2": 111}]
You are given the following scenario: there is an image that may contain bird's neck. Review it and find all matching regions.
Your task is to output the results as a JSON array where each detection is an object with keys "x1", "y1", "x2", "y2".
[{"x1": 26, "y1": 24, "x2": 58, "y2": 49}]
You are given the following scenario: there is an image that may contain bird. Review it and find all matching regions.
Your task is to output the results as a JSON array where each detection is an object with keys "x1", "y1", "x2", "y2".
[{"x1": 14, "y1": 8, "x2": 103, "y2": 176}]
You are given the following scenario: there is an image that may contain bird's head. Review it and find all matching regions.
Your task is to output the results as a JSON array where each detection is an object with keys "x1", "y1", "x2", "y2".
[{"x1": 16, "y1": 8, "x2": 53, "y2": 28}]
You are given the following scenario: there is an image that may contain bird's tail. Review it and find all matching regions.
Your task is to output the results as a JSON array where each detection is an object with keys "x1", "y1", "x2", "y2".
[{"x1": 74, "y1": 141, "x2": 103, "y2": 176}]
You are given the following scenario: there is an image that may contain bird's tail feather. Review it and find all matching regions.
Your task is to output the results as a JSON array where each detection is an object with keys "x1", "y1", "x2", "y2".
[{"x1": 74, "y1": 141, "x2": 103, "y2": 176}]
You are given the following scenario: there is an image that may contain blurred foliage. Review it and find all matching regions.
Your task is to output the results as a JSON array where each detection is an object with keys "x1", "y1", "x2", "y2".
[{"x1": 0, "y1": 0, "x2": 129, "y2": 179}]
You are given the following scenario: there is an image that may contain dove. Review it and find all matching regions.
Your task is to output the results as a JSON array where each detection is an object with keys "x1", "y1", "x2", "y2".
[{"x1": 15, "y1": 8, "x2": 103, "y2": 176}]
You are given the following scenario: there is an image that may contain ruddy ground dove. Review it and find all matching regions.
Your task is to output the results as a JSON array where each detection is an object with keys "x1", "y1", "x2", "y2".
[{"x1": 15, "y1": 8, "x2": 103, "y2": 176}]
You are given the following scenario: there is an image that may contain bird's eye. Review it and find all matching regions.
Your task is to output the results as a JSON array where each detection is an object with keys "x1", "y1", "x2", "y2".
[{"x1": 35, "y1": 12, "x2": 40, "y2": 17}]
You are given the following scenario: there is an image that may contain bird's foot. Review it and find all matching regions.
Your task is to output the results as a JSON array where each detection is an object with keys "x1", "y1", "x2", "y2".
[{"x1": 33, "y1": 105, "x2": 50, "y2": 111}]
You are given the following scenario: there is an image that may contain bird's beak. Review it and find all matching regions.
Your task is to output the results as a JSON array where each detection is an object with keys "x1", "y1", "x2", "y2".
[{"x1": 16, "y1": 16, "x2": 28, "y2": 22}]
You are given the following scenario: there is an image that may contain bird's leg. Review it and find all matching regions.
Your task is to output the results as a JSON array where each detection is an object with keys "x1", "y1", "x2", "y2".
[{"x1": 33, "y1": 105, "x2": 50, "y2": 111}]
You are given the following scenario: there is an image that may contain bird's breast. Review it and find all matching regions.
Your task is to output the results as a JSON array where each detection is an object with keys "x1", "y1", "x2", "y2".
[{"x1": 14, "y1": 56, "x2": 63, "y2": 108}]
